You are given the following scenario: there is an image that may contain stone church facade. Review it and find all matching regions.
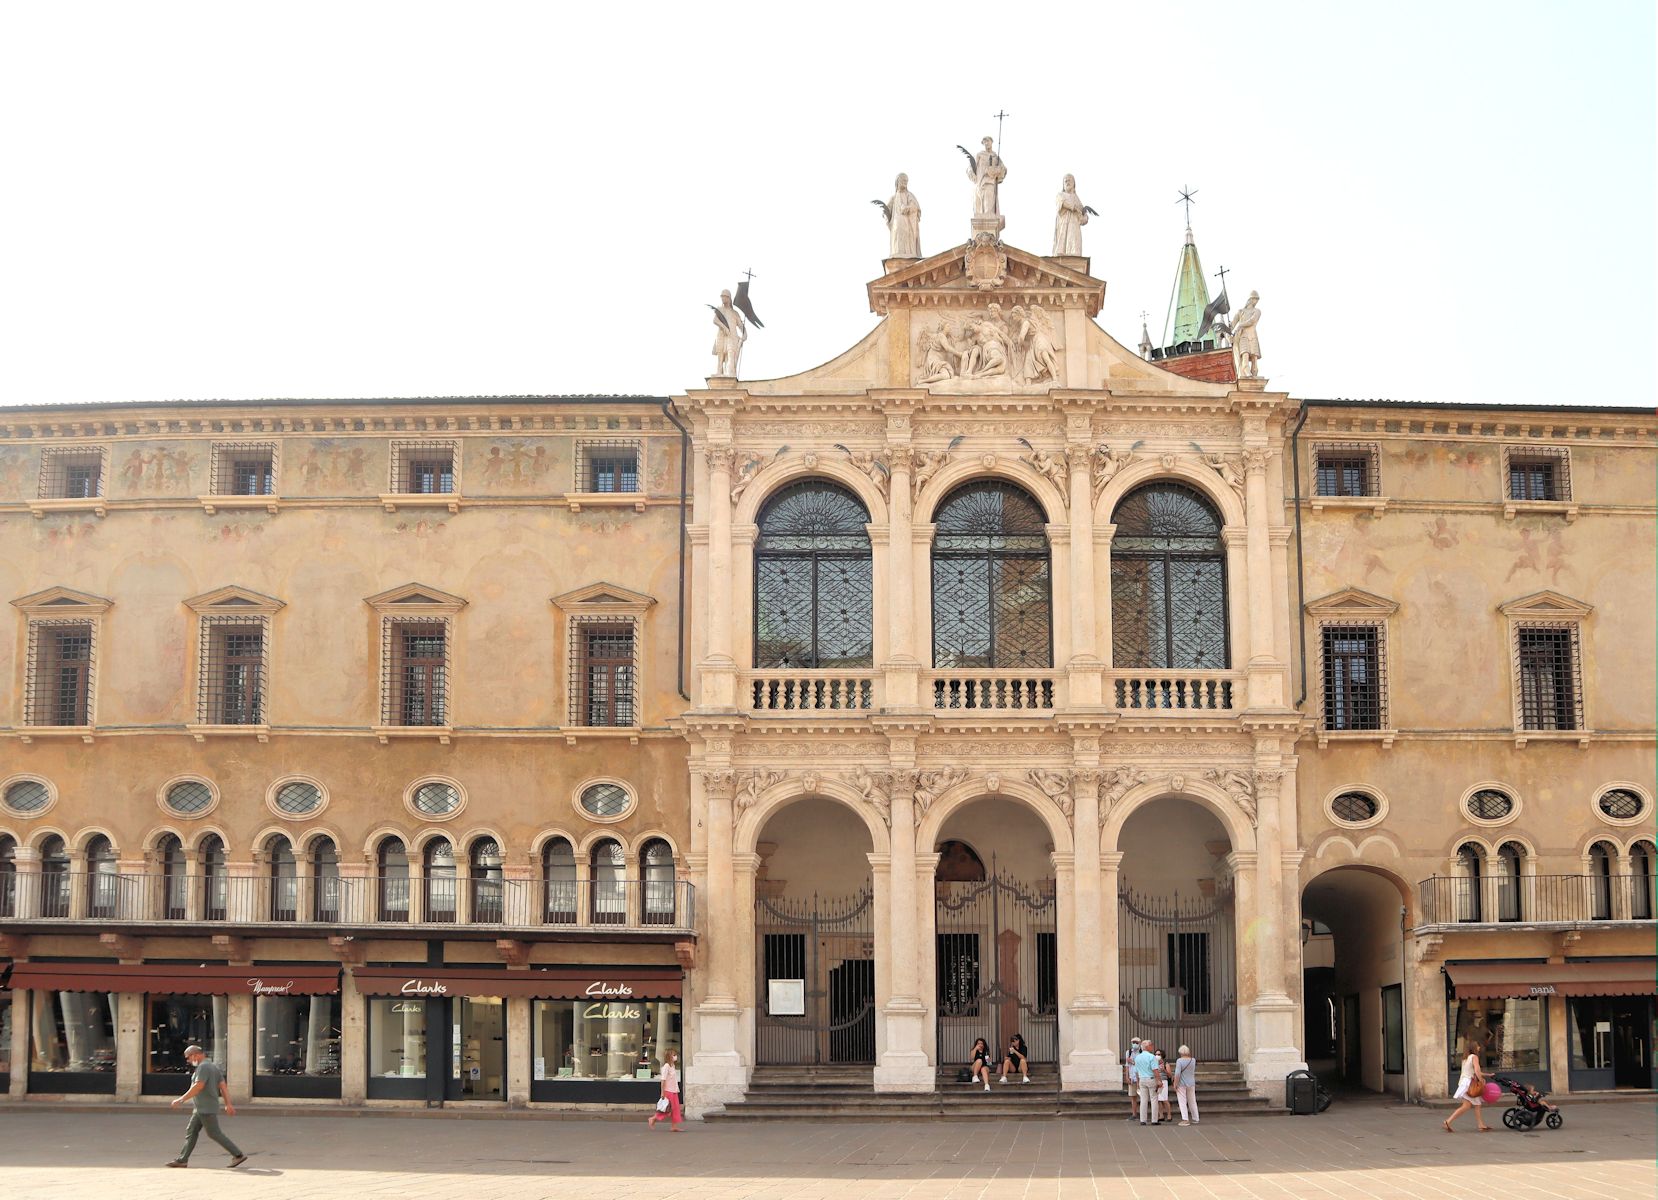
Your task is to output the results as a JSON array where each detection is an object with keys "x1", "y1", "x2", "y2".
[{"x1": 0, "y1": 214, "x2": 1652, "y2": 1116}]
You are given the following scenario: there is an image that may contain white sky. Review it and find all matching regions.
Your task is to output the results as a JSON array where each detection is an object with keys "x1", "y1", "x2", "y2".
[{"x1": 1, "y1": 0, "x2": 1653, "y2": 408}]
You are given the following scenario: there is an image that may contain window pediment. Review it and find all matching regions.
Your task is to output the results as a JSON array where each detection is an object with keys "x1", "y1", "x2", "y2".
[
  {"x1": 366, "y1": 582, "x2": 468, "y2": 616},
  {"x1": 184, "y1": 585, "x2": 285, "y2": 616},
  {"x1": 11, "y1": 586, "x2": 113, "y2": 616},
  {"x1": 1498, "y1": 590, "x2": 1592, "y2": 619},
  {"x1": 551, "y1": 582, "x2": 656, "y2": 617},
  {"x1": 1305, "y1": 587, "x2": 1399, "y2": 618}
]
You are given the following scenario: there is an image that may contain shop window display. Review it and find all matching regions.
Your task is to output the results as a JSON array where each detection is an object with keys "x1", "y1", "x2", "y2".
[
  {"x1": 255, "y1": 995, "x2": 341, "y2": 1081},
  {"x1": 0, "y1": 995, "x2": 10, "y2": 1081},
  {"x1": 368, "y1": 996, "x2": 429, "y2": 1080},
  {"x1": 148, "y1": 994, "x2": 228, "y2": 1076},
  {"x1": 532, "y1": 997, "x2": 680, "y2": 1081},
  {"x1": 29, "y1": 990, "x2": 117, "y2": 1084},
  {"x1": 1450, "y1": 995, "x2": 1547, "y2": 1077}
]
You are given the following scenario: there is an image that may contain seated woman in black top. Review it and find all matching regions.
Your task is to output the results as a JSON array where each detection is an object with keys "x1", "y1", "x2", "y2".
[
  {"x1": 1001, "y1": 1033, "x2": 1030, "y2": 1083},
  {"x1": 967, "y1": 1037, "x2": 993, "y2": 1091}
]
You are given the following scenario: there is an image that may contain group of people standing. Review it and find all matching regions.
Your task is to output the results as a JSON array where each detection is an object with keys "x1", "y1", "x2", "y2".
[{"x1": 1126, "y1": 1037, "x2": 1200, "y2": 1126}]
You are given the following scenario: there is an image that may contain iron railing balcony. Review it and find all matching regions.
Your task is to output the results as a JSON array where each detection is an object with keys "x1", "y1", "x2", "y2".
[
  {"x1": 0, "y1": 871, "x2": 694, "y2": 933},
  {"x1": 1418, "y1": 873, "x2": 1657, "y2": 927}
]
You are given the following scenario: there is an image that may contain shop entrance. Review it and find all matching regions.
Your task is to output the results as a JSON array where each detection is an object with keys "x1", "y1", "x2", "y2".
[
  {"x1": 1300, "y1": 865, "x2": 1410, "y2": 1093},
  {"x1": 1570, "y1": 995, "x2": 1656, "y2": 1091},
  {"x1": 449, "y1": 997, "x2": 506, "y2": 1101}
]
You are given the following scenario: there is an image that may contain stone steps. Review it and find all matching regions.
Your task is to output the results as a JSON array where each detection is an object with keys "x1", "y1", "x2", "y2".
[{"x1": 706, "y1": 1063, "x2": 1280, "y2": 1122}]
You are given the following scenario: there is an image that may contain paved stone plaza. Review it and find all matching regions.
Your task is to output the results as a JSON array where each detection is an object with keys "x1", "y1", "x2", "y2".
[{"x1": 1, "y1": 1099, "x2": 1652, "y2": 1200}]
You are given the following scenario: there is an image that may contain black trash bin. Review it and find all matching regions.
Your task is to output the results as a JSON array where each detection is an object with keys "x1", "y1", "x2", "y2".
[{"x1": 1286, "y1": 1070, "x2": 1320, "y2": 1115}]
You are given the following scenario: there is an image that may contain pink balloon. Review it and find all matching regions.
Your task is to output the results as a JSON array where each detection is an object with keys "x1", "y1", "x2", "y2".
[{"x1": 1482, "y1": 1082, "x2": 1504, "y2": 1104}]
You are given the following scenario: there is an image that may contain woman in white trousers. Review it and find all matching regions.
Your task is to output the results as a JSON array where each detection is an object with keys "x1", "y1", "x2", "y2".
[{"x1": 1173, "y1": 1045, "x2": 1199, "y2": 1125}]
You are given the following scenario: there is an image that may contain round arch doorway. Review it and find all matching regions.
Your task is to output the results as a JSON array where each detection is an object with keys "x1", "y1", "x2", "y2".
[
  {"x1": 1301, "y1": 865, "x2": 1410, "y2": 1094},
  {"x1": 752, "y1": 798, "x2": 876, "y2": 1066}
]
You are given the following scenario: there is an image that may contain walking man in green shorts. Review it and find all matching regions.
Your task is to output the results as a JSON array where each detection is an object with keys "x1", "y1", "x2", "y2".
[{"x1": 165, "y1": 1044, "x2": 248, "y2": 1169}]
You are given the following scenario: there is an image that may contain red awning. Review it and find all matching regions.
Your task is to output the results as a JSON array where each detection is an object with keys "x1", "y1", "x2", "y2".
[
  {"x1": 351, "y1": 966, "x2": 681, "y2": 1000},
  {"x1": 6, "y1": 961, "x2": 340, "y2": 996},
  {"x1": 1448, "y1": 960, "x2": 1656, "y2": 999}
]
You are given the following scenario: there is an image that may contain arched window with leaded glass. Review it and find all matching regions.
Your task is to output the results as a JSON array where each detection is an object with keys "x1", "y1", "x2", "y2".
[
  {"x1": 754, "y1": 481, "x2": 874, "y2": 669},
  {"x1": 1110, "y1": 482, "x2": 1229, "y2": 670},
  {"x1": 200, "y1": 834, "x2": 228, "y2": 921},
  {"x1": 40, "y1": 834, "x2": 69, "y2": 918},
  {"x1": 931, "y1": 480, "x2": 1052, "y2": 668},
  {"x1": 543, "y1": 837, "x2": 577, "y2": 923},
  {"x1": 0, "y1": 835, "x2": 15, "y2": 918},
  {"x1": 310, "y1": 836, "x2": 340, "y2": 922},
  {"x1": 86, "y1": 834, "x2": 118, "y2": 919},
  {"x1": 424, "y1": 838, "x2": 457, "y2": 923},
  {"x1": 641, "y1": 838, "x2": 676, "y2": 925},
  {"x1": 267, "y1": 834, "x2": 298, "y2": 921},
  {"x1": 469, "y1": 837, "x2": 504, "y2": 924},
  {"x1": 377, "y1": 837, "x2": 409, "y2": 921},
  {"x1": 158, "y1": 834, "x2": 187, "y2": 920},
  {"x1": 591, "y1": 838, "x2": 626, "y2": 926}
]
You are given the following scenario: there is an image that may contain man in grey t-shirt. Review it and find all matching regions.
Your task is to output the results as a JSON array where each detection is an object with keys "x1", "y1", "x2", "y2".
[{"x1": 165, "y1": 1045, "x2": 248, "y2": 1168}]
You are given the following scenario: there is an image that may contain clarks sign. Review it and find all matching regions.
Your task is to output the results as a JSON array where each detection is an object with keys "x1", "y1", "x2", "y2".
[
  {"x1": 400, "y1": 979, "x2": 450, "y2": 996},
  {"x1": 585, "y1": 981, "x2": 635, "y2": 997}
]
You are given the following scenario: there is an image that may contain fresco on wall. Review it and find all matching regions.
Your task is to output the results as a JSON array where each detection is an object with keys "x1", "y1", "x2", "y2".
[
  {"x1": 393, "y1": 517, "x2": 448, "y2": 537},
  {"x1": 471, "y1": 439, "x2": 560, "y2": 492},
  {"x1": 115, "y1": 444, "x2": 199, "y2": 496},
  {"x1": 0, "y1": 449, "x2": 36, "y2": 498},
  {"x1": 1505, "y1": 526, "x2": 1567, "y2": 584},
  {"x1": 293, "y1": 439, "x2": 377, "y2": 494}
]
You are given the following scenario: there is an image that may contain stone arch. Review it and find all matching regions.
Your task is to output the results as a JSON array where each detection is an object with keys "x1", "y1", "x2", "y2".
[
  {"x1": 733, "y1": 462, "x2": 889, "y2": 528},
  {"x1": 294, "y1": 826, "x2": 344, "y2": 856},
  {"x1": 250, "y1": 825, "x2": 301, "y2": 860},
  {"x1": 409, "y1": 826, "x2": 460, "y2": 854},
  {"x1": 1577, "y1": 830, "x2": 1624, "y2": 861},
  {"x1": 576, "y1": 828, "x2": 632, "y2": 856},
  {"x1": 69, "y1": 826, "x2": 120, "y2": 856},
  {"x1": 529, "y1": 828, "x2": 581, "y2": 859},
  {"x1": 916, "y1": 778, "x2": 1075, "y2": 858},
  {"x1": 142, "y1": 825, "x2": 190, "y2": 855},
  {"x1": 733, "y1": 776, "x2": 891, "y2": 858},
  {"x1": 1623, "y1": 833, "x2": 1658, "y2": 856},
  {"x1": 455, "y1": 826, "x2": 509, "y2": 862},
  {"x1": 1094, "y1": 458, "x2": 1247, "y2": 528},
  {"x1": 27, "y1": 826, "x2": 71, "y2": 854},
  {"x1": 361, "y1": 824, "x2": 414, "y2": 861},
  {"x1": 912, "y1": 459, "x2": 1067, "y2": 526},
  {"x1": 183, "y1": 825, "x2": 231, "y2": 855},
  {"x1": 1101, "y1": 778, "x2": 1258, "y2": 855},
  {"x1": 1304, "y1": 827, "x2": 1406, "y2": 869},
  {"x1": 1300, "y1": 856, "x2": 1414, "y2": 917},
  {"x1": 1441, "y1": 832, "x2": 1496, "y2": 862},
  {"x1": 632, "y1": 829, "x2": 683, "y2": 859}
]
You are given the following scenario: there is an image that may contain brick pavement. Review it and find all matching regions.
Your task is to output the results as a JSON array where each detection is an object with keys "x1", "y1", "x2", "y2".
[{"x1": 1, "y1": 1098, "x2": 1652, "y2": 1200}]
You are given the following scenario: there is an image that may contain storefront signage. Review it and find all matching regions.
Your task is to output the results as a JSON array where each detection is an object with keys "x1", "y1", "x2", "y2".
[
  {"x1": 582, "y1": 1001, "x2": 643, "y2": 1020},
  {"x1": 400, "y1": 979, "x2": 450, "y2": 996},
  {"x1": 390, "y1": 1002, "x2": 424, "y2": 1014},
  {"x1": 585, "y1": 981, "x2": 635, "y2": 997},
  {"x1": 1528, "y1": 984, "x2": 1557, "y2": 996},
  {"x1": 247, "y1": 978, "x2": 296, "y2": 996}
]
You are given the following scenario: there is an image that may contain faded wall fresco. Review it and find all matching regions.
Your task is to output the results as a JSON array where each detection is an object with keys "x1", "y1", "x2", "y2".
[
  {"x1": 289, "y1": 438, "x2": 383, "y2": 495},
  {"x1": 467, "y1": 438, "x2": 563, "y2": 493},
  {"x1": 112, "y1": 441, "x2": 201, "y2": 498}
]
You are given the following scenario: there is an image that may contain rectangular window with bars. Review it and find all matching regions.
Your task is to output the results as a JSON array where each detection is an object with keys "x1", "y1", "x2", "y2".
[
  {"x1": 1321, "y1": 624, "x2": 1383, "y2": 731},
  {"x1": 577, "y1": 441, "x2": 641, "y2": 493},
  {"x1": 1516, "y1": 625, "x2": 1581, "y2": 730},
  {"x1": 27, "y1": 621, "x2": 95, "y2": 726},
  {"x1": 1504, "y1": 446, "x2": 1571, "y2": 502},
  {"x1": 390, "y1": 441, "x2": 459, "y2": 495},
  {"x1": 573, "y1": 621, "x2": 636, "y2": 726},
  {"x1": 210, "y1": 443, "x2": 277, "y2": 495},
  {"x1": 386, "y1": 621, "x2": 448, "y2": 726},
  {"x1": 1312, "y1": 443, "x2": 1379, "y2": 497},
  {"x1": 199, "y1": 618, "x2": 268, "y2": 725},
  {"x1": 39, "y1": 448, "x2": 107, "y2": 499}
]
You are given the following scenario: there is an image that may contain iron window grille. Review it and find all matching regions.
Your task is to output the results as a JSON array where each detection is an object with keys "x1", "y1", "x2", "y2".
[
  {"x1": 1320, "y1": 624, "x2": 1383, "y2": 731},
  {"x1": 1312, "y1": 442, "x2": 1380, "y2": 497},
  {"x1": 1598, "y1": 789, "x2": 1645, "y2": 821},
  {"x1": 412, "y1": 781, "x2": 461, "y2": 816},
  {"x1": 1515, "y1": 623, "x2": 1582, "y2": 730},
  {"x1": 754, "y1": 480, "x2": 874, "y2": 668},
  {"x1": 198, "y1": 616, "x2": 268, "y2": 725},
  {"x1": 579, "y1": 782, "x2": 631, "y2": 818},
  {"x1": 1109, "y1": 483, "x2": 1228, "y2": 670},
  {"x1": 577, "y1": 440, "x2": 642, "y2": 493},
  {"x1": 38, "y1": 447, "x2": 107, "y2": 499},
  {"x1": 1330, "y1": 791, "x2": 1380, "y2": 823},
  {"x1": 932, "y1": 480, "x2": 1053, "y2": 668},
  {"x1": 3, "y1": 779, "x2": 51, "y2": 814},
  {"x1": 24, "y1": 619, "x2": 96, "y2": 726},
  {"x1": 210, "y1": 442, "x2": 278, "y2": 495},
  {"x1": 1503, "y1": 445, "x2": 1571, "y2": 502},
  {"x1": 570, "y1": 618, "x2": 637, "y2": 726},
  {"x1": 165, "y1": 779, "x2": 216, "y2": 816},
  {"x1": 273, "y1": 780, "x2": 322, "y2": 815},
  {"x1": 390, "y1": 440, "x2": 459, "y2": 494},
  {"x1": 1467, "y1": 789, "x2": 1514, "y2": 821},
  {"x1": 382, "y1": 619, "x2": 450, "y2": 726}
]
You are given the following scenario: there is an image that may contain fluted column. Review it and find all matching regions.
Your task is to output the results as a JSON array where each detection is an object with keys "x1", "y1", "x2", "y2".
[
  {"x1": 885, "y1": 452, "x2": 920, "y2": 709},
  {"x1": 1242, "y1": 450, "x2": 1282, "y2": 707},
  {"x1": 1066, "y1": 446, "x2": 1103, "y2": 706},
  {"x1": 703, "y1": 447, "x2": 737, "y2": 709},
  {"x1": 689, "y1": 767, "x2": 748, "y2": 1110}
]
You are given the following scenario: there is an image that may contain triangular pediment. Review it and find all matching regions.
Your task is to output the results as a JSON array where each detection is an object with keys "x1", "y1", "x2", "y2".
[
  {"x1": 1306, "y1": 587, "x2": 1400, "y2": 617},
  {"x1": 184, "y1": 585, "x2": 285, "y2": 615},
  {"x1": 365, "y1": 582, "x2": 468, "y2": 614},
  {"x1": 869, "y1": 242, "x2": 1105, "y2": 317},
  {"x1": 1498, "y1": 590, "x2": 1593, "y2": 618},
  {"x1": 550, "y1": 581, "x2": 656, "y2": 615},
  {"x1": 11, "y1": 585, "x2": 114, "y2": 615}
]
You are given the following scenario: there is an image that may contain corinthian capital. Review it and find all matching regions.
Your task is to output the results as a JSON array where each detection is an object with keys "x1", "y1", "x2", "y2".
[
  {"x1": 1242, "y1": 448, "x2": 1272, "y2": 476},
  {"x1": 704, "y1": 446, "x2": 737, "y2": 473},
  {"x1": 699, "y1": 769, "x2": 735, "y2": 800}
]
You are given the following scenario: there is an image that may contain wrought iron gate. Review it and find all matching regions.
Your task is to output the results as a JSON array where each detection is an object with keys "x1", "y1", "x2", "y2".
[
  {"x1": 756, "y1": 889, "x2": 876, "y2": 1065},
  {"x1": 1118, "y1": 881, "x2": 1238, "y2": 1060},
  {"x1": 935, "y1": 869, "x2": 1059, "y2": 1066}
]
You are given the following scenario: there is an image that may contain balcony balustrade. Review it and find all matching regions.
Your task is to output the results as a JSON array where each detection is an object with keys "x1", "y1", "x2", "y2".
[
  {"x1": 1418, "y1": 873, "x2": 1657, "y2": 927},
  {"x1": 745, "y1": 669, "x2": 876, "y2": 713},
  {"x1": 928, "y1": 669, "x2": 1058, "y2": 712},
  {"x1": 1108, "y1": 670, "x2": 1238, "y2": 712},
  {"x1": 0, "y1": 871, "x2": 694, "y2": 933}
]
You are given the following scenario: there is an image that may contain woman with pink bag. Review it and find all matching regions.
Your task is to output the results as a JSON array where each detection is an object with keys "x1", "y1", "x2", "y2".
[{"x1": 648, "y1": 1048, "x2": 685, "y2": 1132}]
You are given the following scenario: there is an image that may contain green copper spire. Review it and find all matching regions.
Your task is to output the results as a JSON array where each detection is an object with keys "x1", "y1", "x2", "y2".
[{"x1": 1163, "y1": 224, "x2": 1213, "y2": 348}]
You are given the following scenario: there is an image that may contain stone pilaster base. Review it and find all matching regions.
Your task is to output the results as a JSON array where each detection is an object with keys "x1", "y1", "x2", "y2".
[
  {"x1": 873, "y1": 1000, "x2": 934, "y2": 1093},
  {"x1": 686, "y1": 1002, "x2": 751, "y2": 1115},
  {"x1": 1062, "y1": 998, "x2": 1119, "y2": 1091},
  {"x1": 1244, "y1": 994, "x2": 1305, "y2": 1105}
]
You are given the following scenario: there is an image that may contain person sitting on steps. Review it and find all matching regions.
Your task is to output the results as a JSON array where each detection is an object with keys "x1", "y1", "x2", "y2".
[
  {"x1": 967, "y1": 1038, "x2": 994, "y2": 1092},
  {"x1": 1000, "y1": 1033, "x2": 1030, "y2": 1084}
]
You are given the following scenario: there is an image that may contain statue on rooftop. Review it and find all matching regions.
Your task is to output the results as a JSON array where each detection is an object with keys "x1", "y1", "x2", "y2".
[
  {"x1": 961, "y1": 136, "x2": 1007, "y2": 222},
  {"x1": 880, "y1": 174, "x2": 922, "y2": 258},
  {"x1": 1052, "y1": 175, "x2": 1093, "y2": 256},
  {"x1": 1231, "y1": 291, "x2": 1263, "y2": 378},
  {"x1": 709, "y1": 289, "x2": 747, "y2": 377}
]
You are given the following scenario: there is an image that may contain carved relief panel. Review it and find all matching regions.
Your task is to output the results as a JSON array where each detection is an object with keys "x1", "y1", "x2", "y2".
[{"x1": 911, "y1": 303, "x2": 1065, "y2": 392}]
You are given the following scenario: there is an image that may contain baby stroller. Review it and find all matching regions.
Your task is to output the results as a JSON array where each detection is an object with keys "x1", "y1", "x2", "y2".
[{"x1": 1490, "y1": 1074, "x2": 1563, "y2": 1130}]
